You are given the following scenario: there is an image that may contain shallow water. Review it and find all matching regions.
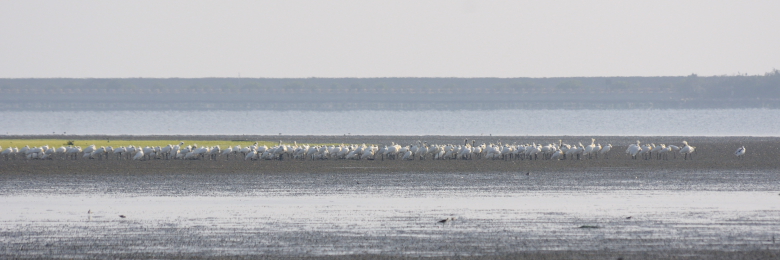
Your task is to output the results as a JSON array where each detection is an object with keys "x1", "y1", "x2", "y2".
[
  {"x1": 1, "y1": 109, "x2": 779, "y2": 136},
  {"x1": 1, "y1": 171, "x2": 779, "y2": 258}
]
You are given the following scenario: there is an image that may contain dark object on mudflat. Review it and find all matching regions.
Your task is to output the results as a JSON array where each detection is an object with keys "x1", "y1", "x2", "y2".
[
  {"x1": 119, "y1": 215, "x2": 126, "y2": 218},
  {"x1": 626, "y1": 216, "x2": 632, "y2": 219},
  {"x1": 579, "y1": 225, "x2": 599, "y2": 229},
  {"x1": 526, "y1": 172, "x2": 530, "y2": 176},
  {"x1": 438, "y1": 217, "x2": 457, "y2": 224}
]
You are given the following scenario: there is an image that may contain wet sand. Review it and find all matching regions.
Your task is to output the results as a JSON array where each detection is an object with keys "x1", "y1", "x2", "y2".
[{"x1": 1, "y1": 136, "x2": 779, "y2": 259}]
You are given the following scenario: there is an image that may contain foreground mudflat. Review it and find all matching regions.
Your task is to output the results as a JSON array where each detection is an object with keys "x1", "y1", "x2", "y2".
[
  {"x1": 1, "y1": 136, "x2": 779, "y2": 259},
  {"x1": 1, "y1": 170, "x2": 779, "y2": 259}
]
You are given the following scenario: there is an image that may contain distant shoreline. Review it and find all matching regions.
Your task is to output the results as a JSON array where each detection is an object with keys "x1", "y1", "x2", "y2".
[
  {"x1": 2, "y1": 74, "x2": 779, "y2": 110},
  {"x1": 1, "y1": 92, "x2": 776, "y2": 110}
]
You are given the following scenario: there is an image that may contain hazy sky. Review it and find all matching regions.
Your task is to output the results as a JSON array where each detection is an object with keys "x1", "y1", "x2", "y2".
[{"x1": 1, "y1": 0, "x2": 778, "y2": 78}]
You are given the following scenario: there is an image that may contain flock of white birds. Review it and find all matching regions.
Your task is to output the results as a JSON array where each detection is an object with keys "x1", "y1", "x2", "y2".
[{"x1": 0, "y1": 139, "x2": 747, "y2": 161}]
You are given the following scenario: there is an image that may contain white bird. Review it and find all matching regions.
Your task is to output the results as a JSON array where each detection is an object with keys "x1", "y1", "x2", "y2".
[
  {"x1": 385, "y1": 143, "x2": 399, "y2": 160},
  {"x1": 261, "y1": 150, "x2": 273, "y2": 160},
  {"x1": 566, "y1": 143, "x2": 583, "y2": 160},
  {"x1": 142, "y1": 146, "x2": 155, "y2": 160},
  {"x1": 624, "y1": 141, "x2": 640, "y2": 159},
  {"x1": 82, "y1": 150, "x2": 93, "y2": 159},
  {"x1": 93, "y1": 146, "x2": 107, "y2": 160},
  {"x1": 652, "y1": 144, "x2": 666, "y2": 160},
  {"x1": 171, "y1": 142, "x2": 183, "y2": 159},
  {"x1": 307, "y1": 146, "x2": 319, "y2": 160},
  {"x1": 221, "y1": 147, "x2": 233, "y2": 160},
  {"x1": 486, "y1": 144, "x2": 501, "y2": 160},
  {"x1": 640, "y1": 143, "x2": 653, "y2": 160},
  {"x1": 273, "y1": 141, "x2": 287, "y2": 160},
  {"x1": 317, "y1": 146, "x2": 329, "y2": 160},
  {"x1": 734, "y1": 146, "x2": 746, "y2": 159},
  {"x1": 82, "y1": 145, "x2": 96, "y2": 154},
  {"x1": 19, "y1": 145, "x2": 30, "y2": 155},
  {"x1": 660, "y1": 145, "x2": 672, "y2": 160},
  {"x1": 361, "y1": 146, "x2": 375, "y2": 160},
  {"x1": 66, "y1": 146, "x2": 81, "y2": 160},
  {"x1": 667, "y1": 145, "x2": 680, "y2": 159},
  {"x1": 39, "y1": 151, "x2": 50, "y2": 160},
  {"x1": 599, "y1": 144, "x2": 612, "y2": 159},
  {"x1": 345, "y1": 149, "x2": 358, "y2": 160},
  {"x1": 55, "y1": 146, "x2": 67, "y2": 159},
  {"x1": 245, "y1": 150, "x2": 256, "y2": 160},
  {"x1": 132, "y1": 149, "x2": 144, "y2": 160},
  {"x1": 417, "y1": 142, "x2": 429, "y2": 160},
  {"x1": 2, "y1": 147, "x2": 16, "y2": 160},
  {"x1": 113, "y1": 146, "x2": 126, "y2": 160},
  {"x1": 583, "y1": 138, "x2": 596, "y2": 159},
  {"x1": 680, "y1": 141, "x2": 696, "y2": 160},
  {"x1": 240, "y1": 146, "x2": 252, "y2": 157},
  {"x1": 550, "y1": 149, "x2": 563, "y2": 160},
  {"x1": 257, "y1": 144, "x2": 268, "y2": 154},
  {"x1": 402, "y1": 150, "x2": 413, "y2": 160},
  {"x1": 160, "y1": 144, "x2": 173, "y2": 160}
]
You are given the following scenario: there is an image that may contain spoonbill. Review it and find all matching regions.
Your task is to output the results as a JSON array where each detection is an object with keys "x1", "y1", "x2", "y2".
[
  {"x1": 599, "y1": 144, "x2": 612, "y2": 159},
  {"x1": 734, "y1": 146, "x2": 746, "y2": 159},
  {"x1": 133, "y1": 149, "x2": 144, "y2": 161},
  {"x1": 680, "y1": 141, "x2": 696, "y2": 160}
]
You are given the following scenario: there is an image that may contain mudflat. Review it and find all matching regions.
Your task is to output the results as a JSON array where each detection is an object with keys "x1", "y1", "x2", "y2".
[{"x1": 1, "y1": 136, "x2": 779, "y2": 259}]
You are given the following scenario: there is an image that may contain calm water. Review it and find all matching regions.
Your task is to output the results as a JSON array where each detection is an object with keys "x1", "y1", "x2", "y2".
[{"x1": 1, "y1": 109, "x2": 778, "y2": 136}]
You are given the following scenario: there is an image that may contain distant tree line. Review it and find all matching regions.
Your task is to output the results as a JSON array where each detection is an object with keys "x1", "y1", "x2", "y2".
[{"x1": 1, "y1": 69, "x2": 778, "y2": 98}]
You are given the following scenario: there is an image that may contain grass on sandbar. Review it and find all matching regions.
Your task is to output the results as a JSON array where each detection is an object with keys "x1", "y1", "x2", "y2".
[{"x1": 0, "y1": 139, "x2": 342, "y2": 149}]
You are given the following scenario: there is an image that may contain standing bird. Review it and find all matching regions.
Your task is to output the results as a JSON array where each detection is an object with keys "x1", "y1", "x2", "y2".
[
  {"x1": 550, "y1": 149, "x2": 563, "y2": 160},
  {"x1": 627, "y1": 141, "x2": 641, "y2": 159},
  {"x1": 680, "y1": 140, "x2": 696, "y2": 160},
  {"x1": 1, "y1": 147, "x2": 15, "y2": 160},
  {"x1": 221, "y1": 147, "x2": 233, "y2": 160},
  {"x1": 402, "y1": 149, "x2": 413, "y2": 160},
  {"x1": 599, "y1": 144, "x2": 612, "y2": 159},
  {"x1": 734, "y1": 146, "x2": 746, "y2": 159},
  {"x1": 132, "y1": 149, "x2": 144, "y2": 161},
  {"x1": 583, "y1": 138, "x2": 596, "y2": 159}
]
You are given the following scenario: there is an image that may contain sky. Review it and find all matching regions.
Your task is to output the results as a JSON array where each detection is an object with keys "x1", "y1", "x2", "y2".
[{"x1": 1, "y1": 0, "x2": 778, "y2": 78}]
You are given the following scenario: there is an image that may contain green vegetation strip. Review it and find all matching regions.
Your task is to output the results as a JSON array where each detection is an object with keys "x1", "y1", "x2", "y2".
[{"x1": 0, "y1": 139, "x2": 343, "y2": 148}]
